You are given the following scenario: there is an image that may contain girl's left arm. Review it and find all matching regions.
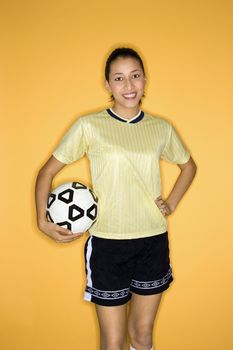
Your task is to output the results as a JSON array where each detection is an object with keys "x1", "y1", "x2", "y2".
[{"x1": 155, "y1": 156, "x2": 197, "y2": 216}]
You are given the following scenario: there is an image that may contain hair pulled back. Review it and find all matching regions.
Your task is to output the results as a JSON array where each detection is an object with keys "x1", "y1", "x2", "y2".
[{"x1": 105, "y1": 47, "x2": 145, "y2": 82}]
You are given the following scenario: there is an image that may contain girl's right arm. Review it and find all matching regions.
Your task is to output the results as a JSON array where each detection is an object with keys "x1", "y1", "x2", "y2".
[{"x1": 35, "y1": 155, "x2": 83, "y2": 243}]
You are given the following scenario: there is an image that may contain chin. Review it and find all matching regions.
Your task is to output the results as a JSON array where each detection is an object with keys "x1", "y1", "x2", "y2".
[{"x1": 120, "y1": 98, "x2": 142, "y2": 109}]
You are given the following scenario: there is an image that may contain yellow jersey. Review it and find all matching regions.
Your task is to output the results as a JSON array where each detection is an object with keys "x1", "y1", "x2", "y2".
[{"x1": 53, "y1": 108, "x2": 191, "y2": 239}]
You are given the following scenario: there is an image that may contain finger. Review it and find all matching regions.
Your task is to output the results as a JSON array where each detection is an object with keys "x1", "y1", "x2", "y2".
[
  {"x1": 55, "y1": 236, "x2": 74, "y2": 243},
  {"x1": 72, "y1": 232, "x2": 84, "y2": 236},
  {"x1": 164, "y1": 207, "x2": 170, "y2": 216},
  {"x1": 156, "y1": 195, "x2": 162, "y2": 200},
  {"x1": 157, "y1": 202, "x2": 165, "y2": 210},
  {"x1": 55, "y1": 240, "x2": 71, "y2": 243},
  {"x1": 70, "y1": 233, "x2": 84, "y2": 240},
  {"x1": 156, "y1": 199, "x2": 164, "y2": 206},
  {"x1": 55, "y1": 232, "x2": 84, "y2": 242},
  {"x1": 55, "y1": 237, "x2": 80, "y2": 243},
  {"x1": 56, "y1": 225, "x2": 72, "y2": 236},
  {"x1": 65, "y1": 232, "x2": 84, "y2": 238}
]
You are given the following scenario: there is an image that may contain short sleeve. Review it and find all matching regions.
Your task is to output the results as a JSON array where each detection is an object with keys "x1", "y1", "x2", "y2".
[
  {"x1": 52, "y1": 117, "x2": 88, "y2": 164},
  {"x1": 160, "y1": 123, "x2": 191, "y2": 164}
]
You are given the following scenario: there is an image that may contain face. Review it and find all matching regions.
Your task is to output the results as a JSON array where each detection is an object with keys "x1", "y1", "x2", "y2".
[{"x1": 105, "y1": 57, "x2": 146, "y2": 114}]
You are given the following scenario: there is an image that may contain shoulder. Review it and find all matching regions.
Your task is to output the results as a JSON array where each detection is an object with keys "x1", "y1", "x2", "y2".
[
  {"x1": 65, "y1": 109, "x2": 107, "y2": 137},
  {"x1": 79, "y1": 109, "x2": 107, "y2": 124},
  {"x1": 143, "y1": 110, "x2": 171, "y2": 130}
]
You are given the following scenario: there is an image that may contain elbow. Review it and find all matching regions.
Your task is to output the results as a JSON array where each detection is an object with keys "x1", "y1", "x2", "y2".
[
  {"x1": 188, "y1": 158, "x2": 197, "y2": 179},
  {"x1": 36, "y1": 166, "x2": 54, "y2": 180},
  {"x1": 191, "y1": 158, "x2": 197, "y2": 173}
]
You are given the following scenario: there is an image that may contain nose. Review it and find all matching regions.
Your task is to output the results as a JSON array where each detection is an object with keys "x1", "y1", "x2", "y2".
[{"x1": 125, "y1": 77, "x2": 133, "y2": 90}]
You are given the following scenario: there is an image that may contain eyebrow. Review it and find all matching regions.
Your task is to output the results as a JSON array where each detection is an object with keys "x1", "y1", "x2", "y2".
[{"x1": 113, "y1": 69, "x2": 141, "y2": 75}]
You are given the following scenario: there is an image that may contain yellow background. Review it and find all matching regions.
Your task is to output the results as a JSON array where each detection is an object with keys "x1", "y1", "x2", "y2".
[{"x1": 1, "y1": 0, "x2": 233, "y2": 349}]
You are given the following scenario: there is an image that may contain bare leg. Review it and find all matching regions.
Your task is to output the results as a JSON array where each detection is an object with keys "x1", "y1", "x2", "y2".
[
  {"x1": 95, "y1": 303, "x2": 128, "y2": 350},
  {"x1": 128, "y1": 292, "x2": 163, "y2": 350}
]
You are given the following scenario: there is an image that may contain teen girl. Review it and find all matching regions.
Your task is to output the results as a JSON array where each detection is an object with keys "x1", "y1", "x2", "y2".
[{"x1": 35, "y1": 47, "x2": 197, "y2": 350}]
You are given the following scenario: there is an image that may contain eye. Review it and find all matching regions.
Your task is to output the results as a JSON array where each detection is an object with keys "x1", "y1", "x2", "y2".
[
  {"x1": 132, "y1": 73, "x2": 140, "y2": 79},
  {"x1": 114, "y1": 76, "x2": 123, "y2": 81}
]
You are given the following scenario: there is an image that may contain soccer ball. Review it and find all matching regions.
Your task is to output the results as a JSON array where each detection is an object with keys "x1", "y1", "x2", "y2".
[{"x1": 46, "y1": 182, "x2": 98, "y2": 233}]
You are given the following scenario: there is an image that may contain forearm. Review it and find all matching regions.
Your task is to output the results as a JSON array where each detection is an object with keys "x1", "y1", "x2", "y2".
[
  {"x1": 166, "y1": 163, "x2": 197, "y2": 211},
  {"x1": 35, "y1": 170, "x2": 53, "y2": 228}
]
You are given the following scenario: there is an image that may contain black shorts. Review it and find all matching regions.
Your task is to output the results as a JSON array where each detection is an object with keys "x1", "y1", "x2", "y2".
[{"x1": 84, "y1": 232, "x2": 173, "y2": 306}]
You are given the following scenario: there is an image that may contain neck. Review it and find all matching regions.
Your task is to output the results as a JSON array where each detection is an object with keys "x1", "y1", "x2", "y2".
[{"x1": 111, "y1": 104, "x2": 140, "y2": 119}]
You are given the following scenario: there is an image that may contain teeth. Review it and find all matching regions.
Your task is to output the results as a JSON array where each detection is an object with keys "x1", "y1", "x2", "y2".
[{"x1": 123, "y1": 93, "x2": 136, "y2": 98}]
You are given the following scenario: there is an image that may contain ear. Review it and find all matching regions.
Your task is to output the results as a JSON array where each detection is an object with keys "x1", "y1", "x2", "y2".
[{"x1": 105, "y1": 80, "x2": 112, "y2": 93}]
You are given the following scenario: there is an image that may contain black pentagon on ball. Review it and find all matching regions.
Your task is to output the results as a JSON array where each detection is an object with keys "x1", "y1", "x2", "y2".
[
  {"x1": 89, "y1": 189, "x2": 98, "y2": 203},
  {"x1": 87, "y1": 203, "x2": 98, "y2": 220},
  {"x1": 57, "y1": 221, "x2": 72, "y2": 230},
  {"x1": 58, "y1": 188, "x2": 74, "y2": 204},
  {"x1": 68, "y1": 204, "x2": 85, "y2": 221},
  {"x1": 72, "y1": 182, "x2": 87, "y2": 190},
  {"x1": 47, "y1": 193, "x2": 56, "y2": 208}
]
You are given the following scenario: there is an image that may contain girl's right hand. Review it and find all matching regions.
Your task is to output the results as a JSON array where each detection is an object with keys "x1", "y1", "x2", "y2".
[{"x1": 38, "y1": 221, "x2": 84, "y2": 243}]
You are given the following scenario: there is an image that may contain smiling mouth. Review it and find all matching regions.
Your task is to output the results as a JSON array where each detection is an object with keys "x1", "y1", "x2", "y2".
[{"x1": 122, "y1": 92, "x2": 137, "y2": 99}]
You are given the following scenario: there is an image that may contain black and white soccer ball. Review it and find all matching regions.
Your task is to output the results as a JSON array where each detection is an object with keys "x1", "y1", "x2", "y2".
[{"x1": 46, "y1": 182, "x2": 98, "y2": 233}]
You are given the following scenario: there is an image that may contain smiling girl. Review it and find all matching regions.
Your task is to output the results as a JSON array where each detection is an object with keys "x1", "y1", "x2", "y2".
[{"x1": 35, "y1": 47, "x2": 197, "y2": 350}]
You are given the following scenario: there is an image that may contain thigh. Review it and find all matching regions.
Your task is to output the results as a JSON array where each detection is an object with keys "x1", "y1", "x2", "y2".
[
  {"x1": 95, "y1": 303, "x2": 128, "y2": 349},
  {"x1": 128, "y1": 292, "x2": 163, "y2": 330}
]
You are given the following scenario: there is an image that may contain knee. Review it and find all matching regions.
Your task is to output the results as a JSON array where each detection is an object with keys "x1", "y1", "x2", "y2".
[
  {"x1": 102, "y1": 336, "x2": 125, "y2": 350},
  {"x1": 128, "y1": 323, "x2": 153, "y2": 348},
  {"x1": 103, "y1": 344, "x2": 124, "y2": 350}
]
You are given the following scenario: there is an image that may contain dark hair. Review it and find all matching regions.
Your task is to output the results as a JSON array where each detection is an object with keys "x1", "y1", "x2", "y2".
[
  {"x1": 105, "y1": 47, "x2": 146, "y2": 103},
  {"x1": 105, "y1": 47, "x2": 145, "y2": 82}
]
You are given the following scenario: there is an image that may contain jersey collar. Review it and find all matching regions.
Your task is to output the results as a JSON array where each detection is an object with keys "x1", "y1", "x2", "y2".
[{"x1": 106, "y1": 108, "x2": 144, "y2": 124}]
